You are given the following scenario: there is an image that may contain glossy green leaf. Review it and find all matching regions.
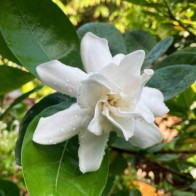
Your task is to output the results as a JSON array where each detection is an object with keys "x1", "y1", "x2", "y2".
[
  {"x1": 124, "y1": 30, "x2": 156, "y2": 54},
  {"x1": 0, "y1": 33, "x2": 20, "y2": 64},
  {"x1": 0, "y1": 0, "x2": 82, "y2": 75},
  {"x1": 155, "y1": 47, "x2": 196, "y2": 69},
  {"x1": 77, "y1": 22, "x2": 127, "y2": 55},
  {"x1": 0, "y1": 66, "x2": 34, "y2": 95},
  {"x1": 16, "y1": 93, "x2": 75, "y2": 165},
  {"x1": 0, "y1": 180, "x2": 20, "y2": 196},
  {"x1": 147, "y1": 64, "x2": 196, "y2": 100},
  {"x1": 22, "y1": 102, "x2": 109, "y2": 196},
  {"x1": 143, "y1": 36, "x2": 173, "y2": 68}
]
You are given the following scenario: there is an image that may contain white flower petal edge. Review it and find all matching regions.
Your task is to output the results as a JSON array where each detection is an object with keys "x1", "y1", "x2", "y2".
[
  {"x1": 33, "y1": 104, "x2": 89, "y2": 144},
  {"x1": 140, "y1": 87, "x2": 169, "y2": 117},
  {"x1": 129, "y1": 117, "x2": 162, "y2": 148},
  {"x1": 78, "y1": 131, "x2": 109, "y2": 173},
  {"x1": 36, "y1": 60, "x2": 87, "y2": 97},
  {"x1": 81, "y1": 32, "x2": 112, "y2": 73}
]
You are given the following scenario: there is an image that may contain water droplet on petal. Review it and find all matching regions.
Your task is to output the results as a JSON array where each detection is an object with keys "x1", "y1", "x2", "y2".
[{"x1": 72, "y1": 127, "x2": 76, "y2": 131}]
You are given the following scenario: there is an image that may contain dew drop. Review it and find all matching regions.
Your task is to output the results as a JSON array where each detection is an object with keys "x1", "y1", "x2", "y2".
[{"x1": 72, "y1": 127, "x2": 76, "y2": 131}]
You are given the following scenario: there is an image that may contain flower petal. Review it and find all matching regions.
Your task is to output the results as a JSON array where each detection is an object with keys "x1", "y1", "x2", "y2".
[
  {"x1": 100, "y1": 50, "x2": 147, "y2": 102},
  {"x1": 103, "y1": 106, "x2": 135, "y2": 141},
  {"x1": 33, "y1": 104, "x2": 89, "y2": 145},
  {"x1": 129, "y1": 117, "x2": 162, "y2": 148},
  {"x1": 77, "y1": 78, "x2": 108, "y2": 109},
  {"x1": 88, "y1": 101, "x2": 112, "y2": 135},
  {"x1": 78, "y1": 73, "x2": 120, "y2": 108},
  {"x1": 112, "y1": 53, "x2": 125, "y2": 65},
  {"x1": 134, "y1": 101, "x2": 155, "y2": 123},
  {"x1": 78, "y1": 131, "x2": 109, "y2": 173},
  {"x1": 36, "y1": 60, "x2": 87, "y2": 97},
  {"x1": 81, "y1": 32, "x2": 112, "y2": 73},
  {"x1": 140, "y1": 87, "x2": 169, "y2": 117},
  {"x1": 101, "y1": 50, "x2": 145, "y2": 82},
  {"x1": 120, "y1": 50, "x2": 145, "y2": 76}
]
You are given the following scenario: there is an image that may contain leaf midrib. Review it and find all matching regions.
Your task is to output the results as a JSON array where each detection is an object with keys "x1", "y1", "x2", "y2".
[{"x1": 54, "y1": 141, "x2": 68, "y2": 193}]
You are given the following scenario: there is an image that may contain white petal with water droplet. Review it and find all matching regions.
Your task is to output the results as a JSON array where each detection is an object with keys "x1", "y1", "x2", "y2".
[
  {"x1": 33, "y1": 104, "x2": 89, "y2": 144},
  {"x1": 36, "y1": 60, "x2": 87, "y2": 97}
]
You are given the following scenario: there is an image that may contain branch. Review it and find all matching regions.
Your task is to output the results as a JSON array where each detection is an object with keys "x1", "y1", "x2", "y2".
[
  {"x1": 112, "y1": 146, "x2": 194, "y2": 181},
  {"x1": 112, "y1": 146, "x2": 196, "y2": 155},
  {"x1": 155, "y1": 150, "x2": 196, "y2": 154},
  {"x1": 153, "y1": 160, "x2": 193, "y2": 181},
  {"x1": 163, "y1": 0, "x2": 196, "y2": 37}
]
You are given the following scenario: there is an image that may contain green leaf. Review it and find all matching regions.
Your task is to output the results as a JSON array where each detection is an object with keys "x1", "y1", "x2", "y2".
[
  {"x1": 0, "y1": 180, "x2": 20, "y2": 196},
  {"x1": 173, "y1": 191, "x2": 195, "y2": 196},
  {"x1": 129, "y1": 189, "x2": 142, "y2": 196},
  {"x1": 110, "y1": 153, "x2": 127, "y2": 175},
  {"x1": 155, "y1": 47, "x2": 196, "y2": 69},
  {"x1": 0, "y1": 0, "x2": 82, "y2": 75},
  {"x1": 155, "y1": 154, "x2": 179, "y2": 162},
  {"x1": 147, "y1": 64, "x2": 196, "y2": 100},
  {"x1": 15, "y1": 92, "x2": 75, "y2": 165},
  {"x1": 143, "y1": 36, "x2": 173, "y2": 68},
  {"x1": 166, "y1": 85, "x2": 196, "y2": 116},
  {"x1": 0, "y1": 86, "x2": 42, "y2": 120},
  {"x1": 77, "y1": 22, "x2": 127, "y2": 55},
  {"x1": 101, "y1": 176, "x2": 115, "y2": 196},
  {"x1": 124, "y1": 30, "x2": 156, "y2": 54},
  {"x1": 22, "y1": 102, "x2": 109, "y2": 196},
  {"x1": 0, "y1": 33, "x2": 20, "y2": 64},
  {"x1": 0, "y1": 66, "x2": 34, "y2": 95}
]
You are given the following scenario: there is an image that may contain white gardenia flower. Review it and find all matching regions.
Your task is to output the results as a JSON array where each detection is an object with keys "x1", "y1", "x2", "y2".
[{"x1": 33, "y1": 32, "x2": 169, "y2": 173}]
